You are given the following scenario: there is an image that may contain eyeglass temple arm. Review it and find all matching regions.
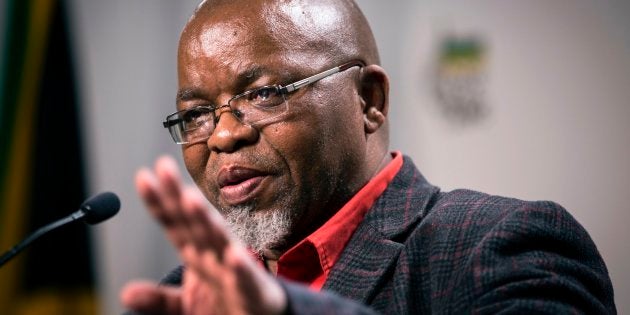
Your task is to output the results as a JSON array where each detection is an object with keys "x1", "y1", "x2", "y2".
[
  {"x1": 163, "y1": 119, "x2": 180, "y2": 128},
  {"x1": 281, "y1": 60, "x2": 365, "y2": 93}
]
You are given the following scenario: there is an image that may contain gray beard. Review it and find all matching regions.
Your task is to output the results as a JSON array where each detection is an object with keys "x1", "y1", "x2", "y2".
[{"x1": 223, "y1": 204, "x2": 297, "y2": 254}]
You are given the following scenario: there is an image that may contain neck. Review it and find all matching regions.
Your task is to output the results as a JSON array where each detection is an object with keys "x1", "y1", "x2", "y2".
[
  {"x1": 260, "y1": 151, "x2": 393, "y2": 276},
  {"x1": 372, "y1": 151, "x2": 392, "y2": 178}
]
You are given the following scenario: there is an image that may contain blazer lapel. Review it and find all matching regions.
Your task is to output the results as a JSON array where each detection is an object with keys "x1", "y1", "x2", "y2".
[
  {"x1": 322, "y1": 222, "x2": 404, "y2": 303},
  {"x1": 323, "y1": 156, "x2": 439, "y2": 303}
]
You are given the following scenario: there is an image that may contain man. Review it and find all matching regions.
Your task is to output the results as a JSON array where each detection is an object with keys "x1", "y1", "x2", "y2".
[{"x1": 121, "y1": 0, "x2": 616, "y2": 314}]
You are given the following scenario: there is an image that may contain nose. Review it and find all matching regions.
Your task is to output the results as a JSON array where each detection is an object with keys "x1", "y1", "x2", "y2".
[{"x1": 206, "y1": 106, "x2": 258, "y2": 153}]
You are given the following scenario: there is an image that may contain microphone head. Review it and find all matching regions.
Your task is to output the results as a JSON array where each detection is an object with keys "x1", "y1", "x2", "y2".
[{"x1": 80, "y1": 192, "x2": 121, "y2": 225}]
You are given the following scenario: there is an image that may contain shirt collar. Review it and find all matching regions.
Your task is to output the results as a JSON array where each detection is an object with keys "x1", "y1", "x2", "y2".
[{"x1": 276, "y1": 151, "x2": 403, "y2": 287}]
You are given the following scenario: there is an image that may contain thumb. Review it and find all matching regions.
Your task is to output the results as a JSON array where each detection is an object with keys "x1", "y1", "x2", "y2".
[{"x1": 121, "y1": 280, "x2": 182, "y2": 315}]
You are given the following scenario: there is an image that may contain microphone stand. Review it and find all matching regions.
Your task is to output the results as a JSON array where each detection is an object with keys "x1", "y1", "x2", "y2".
[{"x1": 0, "y1": 210, "x2": 86, "y2": 267}]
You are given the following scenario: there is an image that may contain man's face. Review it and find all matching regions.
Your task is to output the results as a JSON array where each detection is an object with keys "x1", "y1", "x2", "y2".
[{"x1": 177, "y1": 5, "x2": 369, "y2": 253}]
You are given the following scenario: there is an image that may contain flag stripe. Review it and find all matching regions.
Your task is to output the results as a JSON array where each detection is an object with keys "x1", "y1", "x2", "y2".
[{"x1": 0, "y1": 0, "x2": 56, "y2": 310}]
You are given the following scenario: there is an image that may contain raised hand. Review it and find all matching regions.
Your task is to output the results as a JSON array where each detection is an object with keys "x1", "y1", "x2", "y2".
[{"x1": 120, "y1": 156, "x2": 287, "y2": 315}]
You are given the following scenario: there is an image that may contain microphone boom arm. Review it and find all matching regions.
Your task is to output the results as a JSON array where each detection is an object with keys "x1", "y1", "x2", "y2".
[
  {"x1": 0, "y1": 210, "x2": 86, "y2": 267},
  {"x1": 0, "y1": 192, "x2": 119, "y2": 268}
]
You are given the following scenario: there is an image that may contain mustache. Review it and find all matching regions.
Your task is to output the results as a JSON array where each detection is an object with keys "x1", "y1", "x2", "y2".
[{"x1": 209, "y1": 150, "x2": 279, "y2": 175}]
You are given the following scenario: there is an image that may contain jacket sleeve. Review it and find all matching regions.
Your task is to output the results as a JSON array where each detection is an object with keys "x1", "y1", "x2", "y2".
[
  {"x1": 122, "y1": 265, "x2": 379, "y2": 315},
  {"x1": 451, "y1": 200, "x2": 616, "y2": 314},
  {"x1": 280, "y1": 280, "x2": 379, "y2": 315}
]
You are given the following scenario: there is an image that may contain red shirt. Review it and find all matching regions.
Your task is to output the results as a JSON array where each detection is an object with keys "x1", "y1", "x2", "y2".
[{"x1": 272, "y1": 152, "x2": 403, "y2": 290}]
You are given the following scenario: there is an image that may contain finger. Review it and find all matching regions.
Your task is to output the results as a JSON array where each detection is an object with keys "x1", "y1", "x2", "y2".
[
  {"x1": 180, "y1": 187, "x2": 230, "y2": 258},
  {"x1": 120, "y1": 280, "x2": 182, "y2": 315},
  {"x1": 155, "y1": 156, "x2": 201, "y2": 249},
  {"x1": 154, "y1": 156, "x2": 184, "y2": 215},
  {"x1": 136, "y1": 168, "x2": 169, "y2": 224},
  {"x1": 135, "y1": 166, "x2": 187, "y2": 250},
  {"x1": 221, "y1": 246, "x2": 287, "y2": 315}
]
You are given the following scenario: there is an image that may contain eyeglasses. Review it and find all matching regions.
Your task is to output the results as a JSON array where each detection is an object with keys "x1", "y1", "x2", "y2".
[{"x1": 163, "y1": 60, "x2": 366, "y2": 144}]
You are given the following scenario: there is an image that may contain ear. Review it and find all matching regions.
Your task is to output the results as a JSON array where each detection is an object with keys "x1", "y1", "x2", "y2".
[{"x1": 359, "y1": 65, "x2": 389, "y2": 134}]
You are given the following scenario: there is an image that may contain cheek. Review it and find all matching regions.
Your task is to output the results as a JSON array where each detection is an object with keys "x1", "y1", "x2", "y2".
[
  {"x1": 182, "y1": 145, "x2": 211, "y2": 190},
  {"x1": 265, "y1": 118, "x2": 325, "y2": 188},
  {"x1": 278, "y1": 105, "x2": 341, "y2": 179}
]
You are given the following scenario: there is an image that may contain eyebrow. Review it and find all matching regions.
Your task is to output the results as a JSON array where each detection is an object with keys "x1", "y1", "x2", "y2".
[
  {"x1": 176, "y1": 89, "x2": 204, "y2": 102},
  {"x1": 235, "y1": 65, "x2": 264, "y2": 88}
]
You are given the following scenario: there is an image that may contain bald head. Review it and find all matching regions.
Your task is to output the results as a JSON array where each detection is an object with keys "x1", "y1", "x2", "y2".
[{"x1": 184, "y1": 0, "x2": 380, "y2": 66}]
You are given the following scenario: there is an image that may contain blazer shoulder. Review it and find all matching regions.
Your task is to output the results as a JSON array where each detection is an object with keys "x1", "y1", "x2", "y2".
[
  {"x1": 404, "y1": 189, "x2": 616, "y2": 314},
  {"x1": 422, "y1": 188, "x2": 572, "y2": 229},
  {"x1": 415, "y1": 189, "x2": 605, "y2": 266}
]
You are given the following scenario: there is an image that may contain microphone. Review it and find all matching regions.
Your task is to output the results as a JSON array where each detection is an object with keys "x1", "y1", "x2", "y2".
[
  {"x1": 80, "y1": 192, "x2": 121, "y2": 224},
  {"x1": 0, "y1": 192, "x2": 120, "y2": 267}
]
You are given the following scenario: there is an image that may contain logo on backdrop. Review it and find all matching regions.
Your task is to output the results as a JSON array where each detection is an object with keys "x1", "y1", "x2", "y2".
[{"x1": 434, "y1": 35, "x2": 489, "y2": 125}]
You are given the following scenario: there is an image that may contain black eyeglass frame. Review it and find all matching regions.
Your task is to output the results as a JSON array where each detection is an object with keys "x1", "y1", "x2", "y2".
[{"x1": 163, "y1": 59, "x2": 366, "y2": 144}]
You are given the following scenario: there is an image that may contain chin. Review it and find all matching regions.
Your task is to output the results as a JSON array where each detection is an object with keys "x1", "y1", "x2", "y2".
[{"x1": 222, "y1": 202, "x2": 299, "y2": 254}]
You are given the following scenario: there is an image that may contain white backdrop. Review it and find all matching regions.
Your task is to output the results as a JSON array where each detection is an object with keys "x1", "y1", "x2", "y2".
[{"x1": 66, "y1": 1, "x2": 630, "y2": 314}]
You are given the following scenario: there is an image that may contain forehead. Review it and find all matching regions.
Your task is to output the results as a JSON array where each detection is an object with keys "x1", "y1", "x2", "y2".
[
  {"x1": 179, "y1": 1, "x2": 347, "y2": 69},
  {"x1": 181, "y1": 19, "x2": 276, "y2": 61}
]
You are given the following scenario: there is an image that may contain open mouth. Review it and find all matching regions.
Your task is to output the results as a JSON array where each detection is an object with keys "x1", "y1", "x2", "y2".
[{"x1": 217, "y1": 167, "x2": 268, "y2": 205}]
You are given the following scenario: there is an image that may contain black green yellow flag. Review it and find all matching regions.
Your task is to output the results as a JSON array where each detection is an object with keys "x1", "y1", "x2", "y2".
[{"x1": 0, "y1": 0, "x2": 98, "y2": 313}]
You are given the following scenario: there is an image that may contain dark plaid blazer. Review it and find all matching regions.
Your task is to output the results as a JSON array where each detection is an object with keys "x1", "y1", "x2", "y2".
[{"x1": 157, "y1": 156, "x2": 616, "y2": 314}]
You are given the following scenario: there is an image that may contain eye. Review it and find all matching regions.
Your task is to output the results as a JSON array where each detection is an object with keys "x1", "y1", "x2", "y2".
[
  {"x1": 247, "y1": 86, "x2": 278, "y2": 104},
  {"x1": 181, "y1": 107, "x2": 212, "y2": 129},
  {"x1": 230, "y1": 86, "x2": 284, "y2": 112}
]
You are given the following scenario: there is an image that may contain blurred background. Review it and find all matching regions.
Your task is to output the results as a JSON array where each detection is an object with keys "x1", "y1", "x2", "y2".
[{"x1": 1, "y1": 0, "x2": 628, "y2": 314}]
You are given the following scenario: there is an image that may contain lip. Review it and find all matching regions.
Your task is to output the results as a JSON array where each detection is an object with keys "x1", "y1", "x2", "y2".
[{"x1": 217, "y1": 167, "x2": 269, "y2": 205}]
